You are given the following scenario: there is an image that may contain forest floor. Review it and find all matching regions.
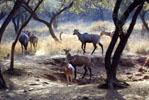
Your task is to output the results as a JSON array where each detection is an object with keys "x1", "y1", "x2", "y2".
[{"x1": 0, "y1": 53, "x2": 149, "y2": 100}]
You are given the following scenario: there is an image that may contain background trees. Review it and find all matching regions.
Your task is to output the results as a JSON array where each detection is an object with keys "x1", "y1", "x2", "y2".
[{"x1": 0, "y1": 0, "x2": 22, "y2": 44}]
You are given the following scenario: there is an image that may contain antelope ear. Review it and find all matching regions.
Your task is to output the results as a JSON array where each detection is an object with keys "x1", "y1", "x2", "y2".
[{"x1": 63, "y1": 49, "x2": 67, "y2": 51}]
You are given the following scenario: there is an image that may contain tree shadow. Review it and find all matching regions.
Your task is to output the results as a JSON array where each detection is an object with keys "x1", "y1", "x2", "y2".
[
  {"x1": 105, "y1": 89, "x2": 125, "y2": 100},
  {"x1": 4, "y1": 68, "x2": 26, "y2": 76}
]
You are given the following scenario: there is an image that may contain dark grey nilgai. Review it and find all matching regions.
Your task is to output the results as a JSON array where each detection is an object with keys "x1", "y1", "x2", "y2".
[
  {"x1": 73, "y1": 29, "x2": 103, "y2": 55},
  {"x1": 19, "y1": 31, "x2": 31, "y2": 54}
]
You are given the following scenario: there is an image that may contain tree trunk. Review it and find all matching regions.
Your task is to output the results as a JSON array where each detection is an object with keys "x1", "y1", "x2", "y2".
[
  {"x1": 101, "y1": 0, "x2": 145, "y2": 89},
  {"x1": 9, "y1": 42, "x2": 16, "y2": 71},
  {"x1": 0, "y1": 68, "x2": 6, "y2": 89},
  {"x1": 0, "y1": 0, "x2": 22, "y2": 43},
  {"x1": 49, "y1": 2, "x2": 73, "y2": 41}
]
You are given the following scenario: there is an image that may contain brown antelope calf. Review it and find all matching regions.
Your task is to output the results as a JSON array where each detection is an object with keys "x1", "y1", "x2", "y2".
[
  {"x1": 61, "y1": 61, "x2": 75, "y2": 85},
  {"x1": 30, "y1": 34, "x2": 38, "y2": 51}
]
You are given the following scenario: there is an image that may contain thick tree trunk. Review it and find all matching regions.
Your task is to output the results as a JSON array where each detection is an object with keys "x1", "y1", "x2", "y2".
[
  {"x1": 0, "y1": 68, "x2": 6, "y2": 89},
  {"x1": 102, "y1": 0, "x2": 145, "y2": 89},
  {"x1": 0, "y1": 0, "x2": 22, "y2": 43}
]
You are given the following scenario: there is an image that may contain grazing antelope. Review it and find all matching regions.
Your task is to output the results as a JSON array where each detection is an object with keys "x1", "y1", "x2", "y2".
[
  {"x1": 63, "y1": 49, "x2": 93, "y2": 80},
  {"x1": 61, "y1": 61, "x2": 75, "y2": 85},
  {"x1": 19, "y1": 31, "x2": 31, "y2": 54},
  {"x1": 30, "y1": 34, "x2": 38, "y2": 51},
  {"x1": 73, "y1": 29, "x2": 103, "y2": 55}
]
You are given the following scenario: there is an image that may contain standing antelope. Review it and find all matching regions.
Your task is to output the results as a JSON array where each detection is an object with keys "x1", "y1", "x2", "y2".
[
  {"x1": 19, "y1": 31, "x2": 31, "y2": 54},
  {"x1": 73, "y1": 29, "x2": 103, "y2": 55},
  {"x1": 30, "y1": 34, "x2": 38, "y2": 52},
  {"x1": 63, "y1": 49, "x2": 93, "y2": 80}
]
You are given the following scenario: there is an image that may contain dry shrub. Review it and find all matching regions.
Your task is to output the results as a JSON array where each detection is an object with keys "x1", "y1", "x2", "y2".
[
  {"x1": 0, "y1": 42, "x2": 24, "y2": 56},
  {"x1": 36, "y1": 34, "x2": 106, "y2": 55},
  {"x1": 136, "y1": 48, "x2": 149, "y2": 55},
  {"x1": 57, "y1": 22, "x2": 91, "y2": 33},
  {"x1": 91, "y1": 21, "x2": 114, "y2": 32},
  {"x1": 127, "y1": 38, "x2": 149, "y2": 55},
  {"x1": 0, "y1": 21, "x2": 148, "y2": 56}
]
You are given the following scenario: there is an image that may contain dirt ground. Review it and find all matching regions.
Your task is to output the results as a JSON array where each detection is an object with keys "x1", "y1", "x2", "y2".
[{"x1": 0, "y1": 53, "x2": 149, "y2": 100}]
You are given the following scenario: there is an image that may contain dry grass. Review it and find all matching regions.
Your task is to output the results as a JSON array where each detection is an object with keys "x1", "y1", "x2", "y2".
[
  {"x1": 36, "y1": 34, "x2": 108, "y2": 55},
  {"x1": 128, "y1": 40, "x2": 149, "y2": 55},
  {"x1": 0, "y1": 21, "x2": 149, "y2": 56},
  {"x1": 91, "y1": 21, "x2": 115, "y2": 32}
]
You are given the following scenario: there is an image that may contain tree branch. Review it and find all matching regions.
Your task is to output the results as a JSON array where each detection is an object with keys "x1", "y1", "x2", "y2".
[
  {"x1": 120, "y1": 0, "x2": 144, "y2": 26},
  {"x1": 21, "y1": 2, "x2": 49, "y2": 26},
  {"x1": 112, "y1": 0, "x2": 122, "y2": 25}
]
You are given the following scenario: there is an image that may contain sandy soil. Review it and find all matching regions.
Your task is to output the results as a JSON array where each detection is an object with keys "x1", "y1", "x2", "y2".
[{"x1": 0, "y1": 54, "x2": 149, "y2": 100}]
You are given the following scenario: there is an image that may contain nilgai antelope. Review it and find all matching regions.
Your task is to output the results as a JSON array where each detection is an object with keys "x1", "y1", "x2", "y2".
[
  {"x1": 60, "y1": 61, "x2": 75, "y2": 85},
  {"x1": 19, "y1": 31, "x2": 31, "y2": 54},
  {"x1": 73, "y1": 29, "x2": 103, "y2": 55},
  {"x1": 30, "y1": 34, "x2": 38, "y2": 51},
  {"x1": 63, "y1": 49, "x2": 93, "y2": 80}
]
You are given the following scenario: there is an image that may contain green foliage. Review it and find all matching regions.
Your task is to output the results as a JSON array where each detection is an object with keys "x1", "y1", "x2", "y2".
[
  {"x1": 67, "y1": 0, "x2": 100, "y2": 14},
  {"x1": 144, "y1": 2, "x2": 149, "y2": 11},
  {"x1": 0, "y1": 1, "x2": 13, "y2": 13},
  {"x1": 42, "y1": 0, "x2": 62, "y2": 13}
]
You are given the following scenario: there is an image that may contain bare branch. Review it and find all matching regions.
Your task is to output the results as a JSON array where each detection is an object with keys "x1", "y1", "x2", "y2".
[{"x1": 112, "y1": 0, "x2": 122, "y2": 25}]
